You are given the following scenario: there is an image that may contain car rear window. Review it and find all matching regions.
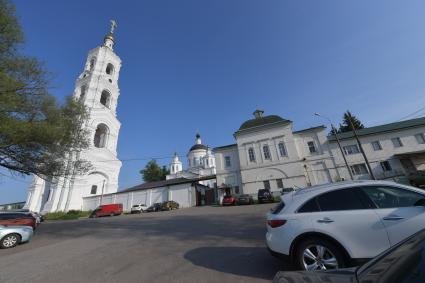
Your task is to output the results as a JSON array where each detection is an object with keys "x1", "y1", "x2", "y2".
[
  {"x1": 298, "y1": 198, "x2": 320, "y2": 213},
  {"x1": 271, "y1": 202, "x2": 285, "y2": 214}
]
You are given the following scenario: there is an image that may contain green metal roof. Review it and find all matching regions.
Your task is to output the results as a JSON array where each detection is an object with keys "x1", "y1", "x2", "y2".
[
  {"x1": 328, "y1": 116, "x2": 425, "y2": 141},
  {"x1": 236, "y1": 115, "x2": 291, "y2": 133},
  {"x1": 213, "y1": 144, "x2": 237, "y2": 151}
]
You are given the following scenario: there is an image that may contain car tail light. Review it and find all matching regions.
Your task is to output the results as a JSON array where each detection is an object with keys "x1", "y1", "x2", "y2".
[{"x1": 267, "y1": 219, "x2": 287, "y2": 228}]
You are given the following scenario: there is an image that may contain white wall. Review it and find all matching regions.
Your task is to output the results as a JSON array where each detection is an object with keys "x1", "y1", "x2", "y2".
[{"x1": 82, "y1": 183, "x2": 196, "y2": 212}]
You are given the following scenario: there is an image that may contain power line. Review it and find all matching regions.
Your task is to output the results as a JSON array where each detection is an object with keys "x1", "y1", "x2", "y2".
[{"x1": 398, "y1": 106, "x2": 425, "y2": 121}]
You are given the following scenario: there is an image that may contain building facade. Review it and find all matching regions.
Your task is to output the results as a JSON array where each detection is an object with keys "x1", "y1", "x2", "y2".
[
  {"x1": 215, "y1": 110, "x2": 338, "y2": 196},
  {"x1": 215, "y1": 110, "x2": 425, "y2": 198},
  {"x1": 24, "y1": 22, "x2": 123, "y2": 213},
  {"x1": 328, "y1": 117, "x2": 425, "y2": 181}
]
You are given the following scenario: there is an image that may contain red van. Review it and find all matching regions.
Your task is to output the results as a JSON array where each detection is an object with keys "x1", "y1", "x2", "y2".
[{"x1": 90, "y1": 204, "x2": 123, "y2": 218}]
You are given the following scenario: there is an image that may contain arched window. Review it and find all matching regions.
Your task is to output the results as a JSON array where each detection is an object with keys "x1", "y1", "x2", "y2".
[
  {"x1": 100, "y1": 90, "x2": 111, "y2": 108},
  {"x1": 93, "y1": 123, "x2": 109, "y2": 148},
  {"x1": 263, "y1": 145, "x2": 271, "y2": 160},
  {"x1": 278, "y1": 142, "x2": 287, "y2": 157},
  {"x1": 89, "y1": 57, "x2": 96, "y2": 71},
  {"x1": 106, "y1": 63, "x2": 114, "y2": 75},
  {"x1": 248, "y1": 147, "x2": 256, "y2": 162},
  {"x1": 80, "y1": 85, "x2": 87, "y2": 101}
]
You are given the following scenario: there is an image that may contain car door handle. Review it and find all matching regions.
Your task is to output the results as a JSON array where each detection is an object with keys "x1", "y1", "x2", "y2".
[
  {"x1": 383, "y1": 216, "x2": 404, "y2": 221},
  {"x1": 317, "y1": 217, "x2": 334, "y2": 223}
]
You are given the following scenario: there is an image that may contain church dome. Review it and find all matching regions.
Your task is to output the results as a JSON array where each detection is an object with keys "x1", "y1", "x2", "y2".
[
  {"x1": 189, "y1": 144, "x2": 208, "y2": 151},
  {"x1": 189, "y1": 133, "x2": 208, "y2": 152},
  {"x1": 237, "y1": 110, "x2": 290, "y2": 132}
]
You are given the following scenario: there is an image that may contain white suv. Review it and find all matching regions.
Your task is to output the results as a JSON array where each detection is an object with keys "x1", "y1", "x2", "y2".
[
  {"x1": 266, "y1": 180, "x2": 425, "y2": 271},
  {"x1": 130, "y1": 204, "x2": 148, "y2": 214}
]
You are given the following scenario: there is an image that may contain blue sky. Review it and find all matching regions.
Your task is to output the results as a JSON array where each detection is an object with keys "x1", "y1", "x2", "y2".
[{"x1": 1, "y1": 0, "x2": 425, "y2": 203}]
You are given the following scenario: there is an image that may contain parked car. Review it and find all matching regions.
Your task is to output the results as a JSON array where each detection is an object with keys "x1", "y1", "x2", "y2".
[
  {"x1": 222, "y1": 195, "x2": 237, "y2": 206},
  {"x1": 266, "y1": 180, "x2": 425, "y2": 270},
  {"x1": 130, "y1": 204, "x2": 148, "y2": 214},
  {"x1": 89, "y1": 204, "x2": 123, "y2": 218},
  {"x1": 258, "y1": 189, "x2": 274, "y2": 203},
  {"x1": 237, "y1": 194, "x2": 254, "y2": 205},
  {"x1": 273, "y1": 228, "x2": 425, "y2": 283},
  {"x1": 408, "y1": 170, "x2": 425, "y2": 188},
  {"x1": 0, "y1": 213, "x2": 37, "y2": 230},
  {"x1": 160, "y1": 201, "x2": 179, "y2": 211},
  {"x1": 0, "y1": 225, "x2": 33, "y2": 249},
  {"x1": 145, "y1": 203, "x2": 162, "y2": 212}
]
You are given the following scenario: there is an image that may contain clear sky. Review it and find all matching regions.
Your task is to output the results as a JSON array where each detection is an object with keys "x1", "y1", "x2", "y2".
[{"x1": 1, "y1": 0, "x2": 425, "y2": 204}]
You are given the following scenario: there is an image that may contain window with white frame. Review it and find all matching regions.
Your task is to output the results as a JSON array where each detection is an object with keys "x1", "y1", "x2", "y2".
[
  {"x1": 380, "y1": 161, "x2": 392, "y2": 172},
  {"x1": 225, "y1": 156, "x2": 231, "y2": 167},
  {"x1": 350, "y1": 163, "x2": 368, "y2": 175},
  {"x1": 263, "y1": 180, "x2": 271, "y2": 190},
  {"x1": 263, "y1": 145, "x2": 271, "y2": 160},
  {"x1": 343, "y1": 144, "x2": 360, "y2": 155},
  {"x1": 90, "y1": 185, "x2": 97, "y2": 195},
  {"x1": 276, "y1": 178, "x2": 284, "y2": 189},
  {"x1": 307, "y1": 141, "x2": 317, "y2": 154},
  {"x1": 371, "y1": 141, "x2": 382, "y2": 151},
  {"x1": 391, "y1": 137, "x2": 403, "y2": 148},
  {"x1": 248, "y1": 147, "x2": 256, "y2": 162},
  {"x1": 415, "y1": 133, "x2": 425, "y2": 144},
  {"x1": 278, "y1": 142, "x2": 287, "y2": 157}
]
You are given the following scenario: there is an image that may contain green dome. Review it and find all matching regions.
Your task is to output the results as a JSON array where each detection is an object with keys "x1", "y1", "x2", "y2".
[{"x1": 238, "y1": 115, "x2": 289, "y2": 131}]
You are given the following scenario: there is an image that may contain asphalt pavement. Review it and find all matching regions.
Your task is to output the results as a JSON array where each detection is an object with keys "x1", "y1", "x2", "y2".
[{"x1": 0, "y1": 204, "x2": 289, "y2": 283}]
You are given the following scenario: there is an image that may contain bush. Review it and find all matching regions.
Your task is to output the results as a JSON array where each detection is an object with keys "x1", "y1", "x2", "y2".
[{"x1": 44, "y1": 210, "x2": 91, "y2": 220}]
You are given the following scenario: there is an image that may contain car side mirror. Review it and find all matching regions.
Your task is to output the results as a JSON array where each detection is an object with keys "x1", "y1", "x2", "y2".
[{"x1": 414, "y1": 199, "x2": 425, "y2": 207}]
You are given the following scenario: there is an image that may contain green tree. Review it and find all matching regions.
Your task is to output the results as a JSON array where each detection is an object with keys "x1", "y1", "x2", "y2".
[
  {"x1": 140, "y1": 160, "x2": 169, "y2": 182},
  {"x1": 0, "y1": 0, "x2": 91, "y2": 179},
  {"x1": 338, "y1": 111, "x2": 365, "y2": 133}
]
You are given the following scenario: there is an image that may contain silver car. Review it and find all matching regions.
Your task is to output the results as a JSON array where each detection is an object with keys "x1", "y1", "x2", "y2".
[{"x1": 0, "y1": 225, "x2": 33, "y2": 249}]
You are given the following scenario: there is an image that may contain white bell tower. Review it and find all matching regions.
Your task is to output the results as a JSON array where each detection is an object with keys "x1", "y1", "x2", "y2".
[{"x1": 25, "y1": 21, "x2": 123, "y2": 213}]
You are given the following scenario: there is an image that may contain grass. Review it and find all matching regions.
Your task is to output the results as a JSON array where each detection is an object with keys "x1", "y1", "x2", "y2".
[{"x1": 44, "y1": 210, "x2": 92, "y2": 220}]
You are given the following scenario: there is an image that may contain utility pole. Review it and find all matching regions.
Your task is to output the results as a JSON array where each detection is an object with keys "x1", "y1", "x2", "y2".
[
  {"x1": 347, "y1": 113, "x2": 376, "y2": 180},
  {"x1": 314, "y1": 113, "x2": 353, "y2": 180},
  {"x1": 100, "y1": 179, "x2": 105, "y2": 205}
]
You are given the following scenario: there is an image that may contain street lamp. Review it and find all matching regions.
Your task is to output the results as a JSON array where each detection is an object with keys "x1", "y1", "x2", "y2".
[{"x1": 314, "y1": 113, "x2": 354, "y2": 180}]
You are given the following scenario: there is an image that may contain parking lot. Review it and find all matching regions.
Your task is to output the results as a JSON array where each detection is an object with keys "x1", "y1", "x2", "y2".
[{"x1": 0, "y1": 204, "x2": 286, "y2": 283}]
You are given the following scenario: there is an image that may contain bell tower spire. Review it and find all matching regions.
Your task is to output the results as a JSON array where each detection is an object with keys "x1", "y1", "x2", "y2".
[{"x1": 104, "y1": 19, "x2": 117, "y2": 50}]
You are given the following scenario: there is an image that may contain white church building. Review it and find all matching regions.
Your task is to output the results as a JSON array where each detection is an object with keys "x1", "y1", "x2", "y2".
[{"x1": 25, "y1": 22, "x2": 123, "y2": 213}]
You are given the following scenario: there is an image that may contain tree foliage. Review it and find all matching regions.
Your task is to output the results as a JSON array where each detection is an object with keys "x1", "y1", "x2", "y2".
[
  {"x1": 140, "y1": 160, "x2": 169, "y2": 182},
  {"x1": 337, "y1": 111, "x2": 365, "y2": 133},
  {"x1": 0, "y1": 0, "x2": 91, "y2": 179}
]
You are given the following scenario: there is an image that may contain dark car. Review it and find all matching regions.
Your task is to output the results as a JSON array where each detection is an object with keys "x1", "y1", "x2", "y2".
[
  {"x1": 237, "y1": 194, "x2": 254, "y2": 205},
  {"x1": 273, "y1": 228, "x2": 425, "y2": 283},
  {"x1": 222, "y1": 195, "x2": 237, "y2": 206},
  {"x1": 409, "y1": 170, "x2": 425, "y2": 188},
  {"x1": 258, "y1": 189, "x2": 274, "y2": 203},
  {"x1": 160, "y1": 201, "x2": 179, "y2": 211},
  {"x1": 146, "y1": 203, "x2": 162, "y2": 212}
]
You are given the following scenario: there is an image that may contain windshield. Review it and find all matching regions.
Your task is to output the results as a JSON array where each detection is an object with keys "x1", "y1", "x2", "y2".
[{"x1": 357, "y1": 230, "x2": 425, "y2": 282}]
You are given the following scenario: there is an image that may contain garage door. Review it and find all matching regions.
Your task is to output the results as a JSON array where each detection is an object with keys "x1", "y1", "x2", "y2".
[
  {"x1": 115, "y1": 193, "x2": 130, "y2": 211},
  {"x1": 132, "y1": 191, "x2": 148, "y2": 206},
  {"x1": 150, "y1": 188, "x2": 167, "y2": 205},
  {"x1": 171, "y1": 186, "x2": 191, "y2": 208}
]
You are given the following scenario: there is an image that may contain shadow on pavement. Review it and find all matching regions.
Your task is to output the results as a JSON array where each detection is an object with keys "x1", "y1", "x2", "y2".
[{"x1": 184, "y1": 246, "x2": 294, "y2": 280}]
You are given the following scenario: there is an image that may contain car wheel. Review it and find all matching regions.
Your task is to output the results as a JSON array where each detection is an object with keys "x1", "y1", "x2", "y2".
[
  {"x1": 1, "y1": 233, "x2": 21, "y2": 249},
  {"x1": 294, "y1": 238, "x2": 346, "y2": 271}
]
